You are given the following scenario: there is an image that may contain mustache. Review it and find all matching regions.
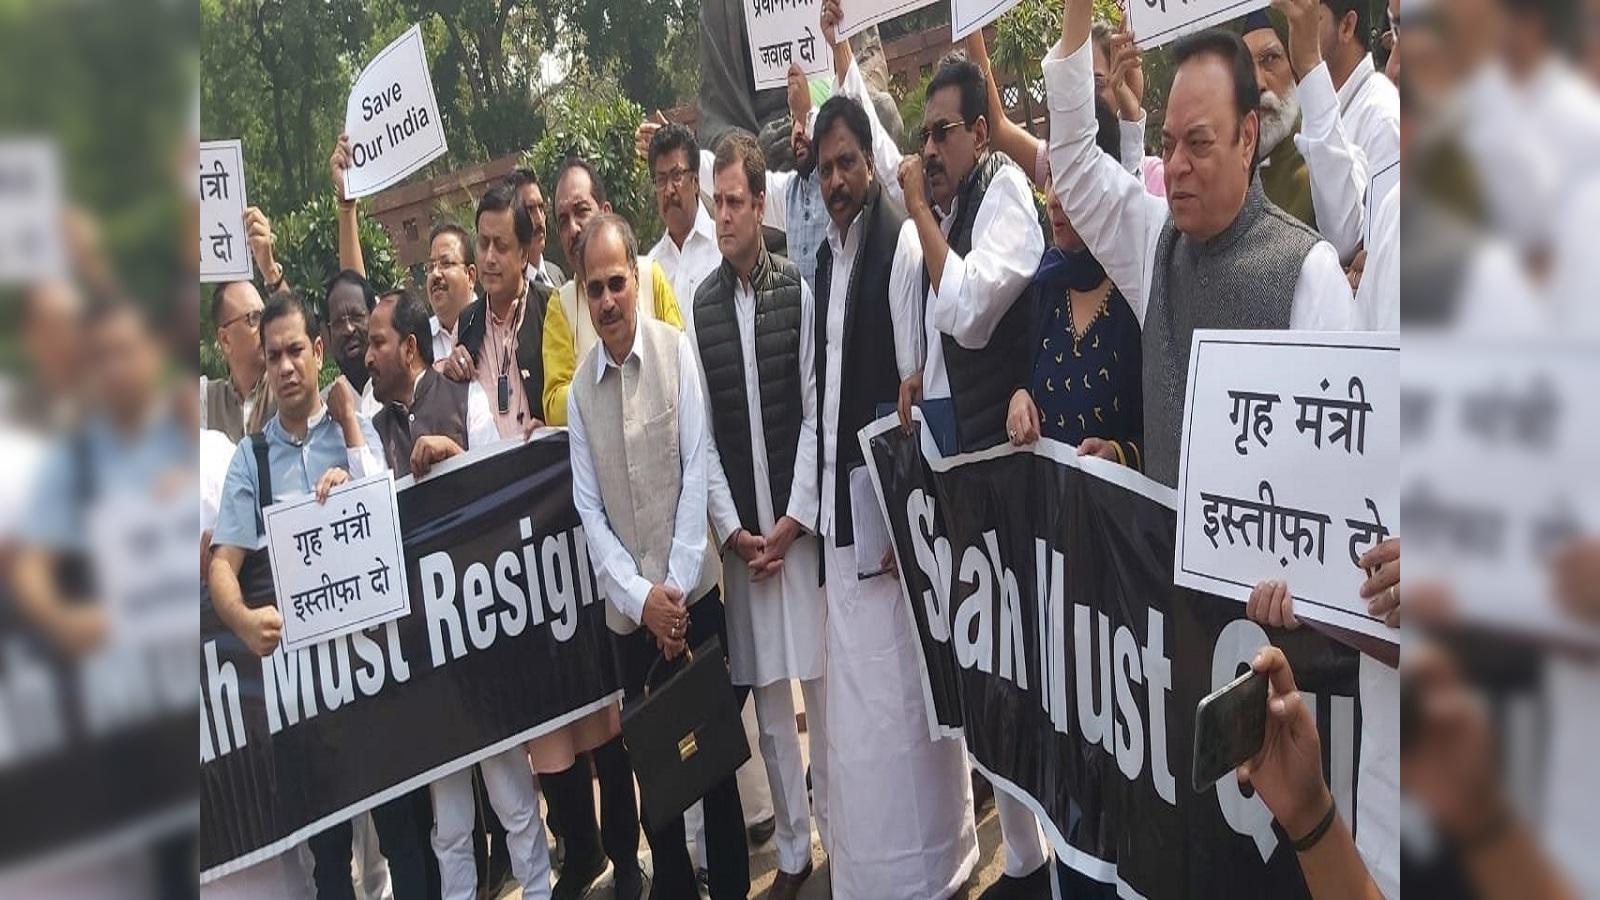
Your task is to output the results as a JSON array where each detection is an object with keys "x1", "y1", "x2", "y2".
[
  {"x1": 923, "y1": 158, "x2": 946, "y2": 178},
  {"x1": 829, "y1": 187, "x2": 852, "y2": 207}
]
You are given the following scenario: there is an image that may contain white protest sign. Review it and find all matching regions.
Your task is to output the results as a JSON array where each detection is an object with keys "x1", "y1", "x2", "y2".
[
  {"x1": 1174, "y1": 330, "x2": 1399, "y2": 642},
  {"x1": 1365, "y1": 159, "x2": 1399, "y2": 246},
  {"x1": 1402, "y1": 337, "x2": 1600, "y2": 646},
  {"x1": 343, "y1": 24, "x2": 448, "y2": 199},
  {"x1": 835, "y1": 0, "x2": 939, "y2": 39},
  {"x1": 264, "y1": 471, "x2": 410, "y2": 652},
  {"x1": 90, "y1": 484, "x2": 199, "y2": 642},
  {"x1": 199, "y1": 139, "x2": 251, "y2": 283},
  {"x1": 952, "y1": 0, "x2": 1023, "y2": 40},
  {"x1": 0, "y1": 138, "x2": 66, "y2": 285},
  {"x1": 747, "y1": 0, "x2": 830, "y2": 91},
  {"x1": 1127, "y1": 0, "x2": 1270, "y2": 49}
]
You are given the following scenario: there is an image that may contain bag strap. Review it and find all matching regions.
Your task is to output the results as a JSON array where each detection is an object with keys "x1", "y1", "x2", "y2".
[{"x1": 250, "y1": 432, "x2": 271, "y2": 534}]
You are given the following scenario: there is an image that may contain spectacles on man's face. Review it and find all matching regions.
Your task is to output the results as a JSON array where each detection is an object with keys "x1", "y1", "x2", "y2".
[
  {"x1": 652, "y1": 167, "x2": 693, "y2": 190},
  {"x1": 220, "y1": 309, "x2": 262, "y2": 331},
  {"x1": 585, "y1": 274, "x2": 630, "y2": 300},
  {"x1": 919, "y1": 120, "x2": 969, "y2": 146},
  {"x1": 426, "y1": 257, "x2": 465, "y2": 273},
  {"x1": 328, "y1": 311, "x2": 367, "y2": 332}
]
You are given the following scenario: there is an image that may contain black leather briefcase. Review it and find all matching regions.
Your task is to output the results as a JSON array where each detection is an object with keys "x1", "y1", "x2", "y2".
[{"x1": 621, "y1": 635, "x2": 750, "y2": 834}]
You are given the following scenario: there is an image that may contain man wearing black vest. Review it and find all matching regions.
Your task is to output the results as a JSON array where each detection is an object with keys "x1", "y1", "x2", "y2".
[
  {"x1": 896, "y1": 53, "x2": 1054, "y2": 899},
  {"x1": 365, "y1": 288, "x2": 554, "y2": 900},
  {"x1": 895, "y1": 54, "x2": 1046, "y2": 458},
  {"x1": 809, "y1": 93, "x2": 978, "y2": 897},
  {"x1": 690, "y1": 133, "x2": 825, "y2": 900}
]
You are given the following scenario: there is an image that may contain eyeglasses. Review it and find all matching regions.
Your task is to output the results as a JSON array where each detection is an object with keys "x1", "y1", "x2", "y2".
[
  {"x1": 328, "y1": 312, "x2": 367, "y2": 331},
  {"x1": 426, "y1": 257, "x2": 465, "y2": 273},
  {"x1": 585, "y1": 274, "x2": 630, "y2": 300},
  {"x1": 919, "y1": 120, "x2": 969, "y2": 146},
  {"x1": 652, "y1": 167, "x2": 693, "y2": 190},
  {"x1": 219, "y1": 309, "x2": 262, "y2": 330}
]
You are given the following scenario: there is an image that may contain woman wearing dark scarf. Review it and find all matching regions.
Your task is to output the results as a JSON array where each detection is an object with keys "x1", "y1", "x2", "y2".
[{"x1": 1004, "y1": 101, "x2": 1144, "y2": 473}]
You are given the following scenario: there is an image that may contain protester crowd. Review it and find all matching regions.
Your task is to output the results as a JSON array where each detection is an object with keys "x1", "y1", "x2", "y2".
[{"x1": 174, "y1": 0, "x2": 1600, "y2": 897}]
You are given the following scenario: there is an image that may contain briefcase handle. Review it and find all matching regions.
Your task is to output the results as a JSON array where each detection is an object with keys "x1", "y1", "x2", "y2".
[{"x1": 641, "y1": 644, "x2": 697, "y2": 698}]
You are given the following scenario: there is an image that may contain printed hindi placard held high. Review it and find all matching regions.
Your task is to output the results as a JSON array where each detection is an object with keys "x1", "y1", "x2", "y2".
[
  {"x1": 264, "y1": 471, "x2": 410, "y2": 652},
  {"x1": 1175, "y1": 329, "x2": 1399, "y2": 642}
]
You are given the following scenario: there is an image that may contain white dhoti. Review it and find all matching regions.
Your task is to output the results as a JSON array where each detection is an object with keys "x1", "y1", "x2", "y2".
[
  {"x1": 722, "y1": 533, "x2": 829, "y2": 876},
  {"x1": 822, "y1": 538, "x2": 977, "y2": 899}
]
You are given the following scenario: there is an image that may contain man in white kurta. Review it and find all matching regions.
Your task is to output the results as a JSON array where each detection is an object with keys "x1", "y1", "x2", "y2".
[
  {"x1": 1044, "y1": 5, "x2": 1353, "y2": 489},
  {"x1": 1275, "y1": 0, "x2": 1400, "y2": 263},
  {"x1": 811, "y1": 94, "x2": 978, "y2": 899},
  {"x1": 690, "y1": 132, "x2": 828, "y2": 897}
]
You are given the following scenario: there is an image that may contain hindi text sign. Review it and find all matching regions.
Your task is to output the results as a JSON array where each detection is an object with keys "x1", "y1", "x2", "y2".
[
  {"x1": 0, "y1": 138, "x2": 66, "y2": 285},
  {"x1": 1401, "y1": 337, "x2": 1600, "y2": 645},
  {"x1": 834, "y1": 0, "x2": 939, "y2": 38},
  {"x1": 1127, "y1": 0, "x2": 1271, "y2": 49},
  {"x1": 746, "y1": 0, "x2": 829, "y2": 91},
  {"x1": 1175, "y1": 330, "x2": 1399, "y2": 642},
  {"x1": 264, "y1": 471, "x2": 409, "y2": 651},
  {"x1": 91, "y1": 482, "x2": 200, "y2": 641},
  {"x1": 342, "y1": 24, "x2": 448, "y2": 199},
  {"x1": 198, "y1": 139, "x2": 250, "y2": 282},
  {"x1": 951, "y1": 0, "x2": 1024, "y2": 40}
]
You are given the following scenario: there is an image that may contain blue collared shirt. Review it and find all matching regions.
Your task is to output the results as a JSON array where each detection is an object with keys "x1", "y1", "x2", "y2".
[
  {"x1": 22, "y1": 413, "x2": 194, "y2": 552},
  {"x1": 211, "y1": 405, "x2": 384, "y2": 550}
]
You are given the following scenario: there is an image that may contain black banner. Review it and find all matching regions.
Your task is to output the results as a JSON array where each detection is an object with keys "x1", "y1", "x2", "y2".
[
  {"x1": 862, "y1": 418, "x2": 1366, "y2": 899},
  {"x1": 200, "y1": 435, "x2": 620, "y2": 881}
]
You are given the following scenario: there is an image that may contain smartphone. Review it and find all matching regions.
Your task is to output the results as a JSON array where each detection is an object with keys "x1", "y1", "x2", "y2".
[{"x1": 1191, "y1": 668, "x2": 1269, "y2": 793}]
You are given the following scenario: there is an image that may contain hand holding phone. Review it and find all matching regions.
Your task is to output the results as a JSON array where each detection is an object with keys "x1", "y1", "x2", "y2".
[{"x1": 1192, "y1": 667, "x2": 1269, "y2": 793}]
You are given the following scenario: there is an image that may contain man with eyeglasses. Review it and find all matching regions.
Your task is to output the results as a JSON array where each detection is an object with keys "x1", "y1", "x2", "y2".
[
  {"x1": 647, "y1": 124, "x2": 722, "y2": 321},
  {"x1": 204, "y1": 280, "x2": 276, "y2": 442},
  {"x1": 540, "y1": 157, "x2": 684, "y2": 430},
  {"x1": 892, "y1": 51, "x2": 1044, "y2": 457},
  {"x1": 504, "y1": 168, "x2": 566, "y2": 290},
  {"x1": 419, "y1": 223, "x2": 479, "y2": 364},
  {"x1": 567, "y1": 212, "x2": 738, "y2": 900}
]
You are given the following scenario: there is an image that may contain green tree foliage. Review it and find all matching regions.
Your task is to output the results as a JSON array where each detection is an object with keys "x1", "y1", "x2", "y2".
[
  {"x1": 201, "y1": 0, "x2": 371, "y2": 217},
  {"x1": 523, "y1": 73, "x2": 659, "y2": 270},
  {"x1": 276, "y1": 194, "x2": 408, "y2": 312},
  {"x1": 198, "y1": 195, "x2": 405, "y2": 382}
]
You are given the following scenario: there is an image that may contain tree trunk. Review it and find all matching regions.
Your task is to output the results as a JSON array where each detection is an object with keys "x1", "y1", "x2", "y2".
[{"x1": 251, "y1": 5, "x2": 296, "y2": 205}]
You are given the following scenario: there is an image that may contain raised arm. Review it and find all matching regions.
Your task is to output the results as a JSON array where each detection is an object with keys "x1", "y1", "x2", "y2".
[
  {"x1": 967, "y1": 29, "x2": 1044, "y2": 185},
  {"x1": 825, "y1": 0, "x2": 904, "y2": 207},
  {"x1": 1277, "y1": 0, "x2": 1369, "y2": 263},
  {"x1": 1043, "y1": 0, "x2": 1167, "y2": 322},
  {"x1": 330, "y1": 133, "x2": 366, "y2": 276}
]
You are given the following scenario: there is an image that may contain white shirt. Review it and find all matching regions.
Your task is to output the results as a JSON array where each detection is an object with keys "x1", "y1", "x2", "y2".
[
  {"x1": 699, "y1": 275, "x2": 821, "y2": 542},
  {"x1": 650, "y1": 202, "x2": 722, "y2": 317},
  {"x1": 429, "y1": 314, "x2": 459, "y2": 367},
  {"x1": 695, "y1": 113, "x2": 822, "y2": 236},
  {"x1": 838, "y1": 59, "x2": 907, "y2": 209},
  {"x1": 1353, "y1": 185, "x2": 1399, "y2": 331},
  {"x1": 200, "y1": 428, "x2": 239, "y2": 534},
  {"x1": 1042, "y1": 39, "x2": 1354, "y2": 331},
  {"x1": 318, "y1": 379, "x2": 384, "y2": 422},
  {"x1": 921, "y1": 163, "x2": 1045, "y2": 400},
  {"x1": 1294, "y1": 56, "x2": 1400, "y2": 263},
  {"x1": 566, "y1": 317, "x2": 711, "y2": 625},
  {"x1": 817, "y1": 207, "x2": 925, "y2": 539},
  {"x1": 1460, "y1": 57, "x2": 1600, "y2": 251},
  {"x1": 524, "y1": 260, "x2": 557, "y2": 289}
]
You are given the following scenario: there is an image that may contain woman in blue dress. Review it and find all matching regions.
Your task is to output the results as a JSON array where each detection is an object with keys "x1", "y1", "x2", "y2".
[{"x1": 1004, "y1": 170, "x2": 1143, "y2": 471}]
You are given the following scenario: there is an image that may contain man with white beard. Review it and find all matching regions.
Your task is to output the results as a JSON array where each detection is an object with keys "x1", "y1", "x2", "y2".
[{"x1": 1242, "y1": 11, "x2": 1318, "y2": 229}]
